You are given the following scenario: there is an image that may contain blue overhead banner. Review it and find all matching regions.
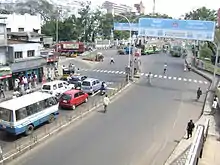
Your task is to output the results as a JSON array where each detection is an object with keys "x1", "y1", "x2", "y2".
[
  {"x1": 138, "y1": 18, "x2": 216, "y2": 41},
  {"x1": 114, "y1": 23, "x2": 139, "y2": 31}
]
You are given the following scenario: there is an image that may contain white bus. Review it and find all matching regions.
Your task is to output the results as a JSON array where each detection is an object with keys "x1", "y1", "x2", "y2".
[{"x1": 0, "y1": 92, "x2": 59, "y2": 135}]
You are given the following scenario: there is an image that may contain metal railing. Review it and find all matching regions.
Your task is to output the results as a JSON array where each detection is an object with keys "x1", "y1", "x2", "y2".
[{"x1": 185, "y1": 119, "x2": 210, "y2": 165}]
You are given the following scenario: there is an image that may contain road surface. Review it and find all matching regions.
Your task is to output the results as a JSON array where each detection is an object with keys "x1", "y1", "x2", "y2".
[{"x1": 9, "y1": 52, "x2": 209, "y2": 165}]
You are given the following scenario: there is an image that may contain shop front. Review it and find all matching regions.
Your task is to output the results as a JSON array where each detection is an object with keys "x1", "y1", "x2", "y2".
[
  {"x1": 10, "y1": 57, "x2": 47, "y2": 89},
  {"x1": 0, "y1": 66, "x2": 13, "y2": 91}
]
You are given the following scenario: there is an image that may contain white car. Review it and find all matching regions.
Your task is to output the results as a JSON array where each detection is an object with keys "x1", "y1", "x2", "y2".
[{"x1": 41, "y1": 80, "x2": 75, "y2": 97}]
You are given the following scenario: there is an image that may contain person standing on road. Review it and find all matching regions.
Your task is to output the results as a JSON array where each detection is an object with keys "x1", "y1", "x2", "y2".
[
  {"x1": 110, "y1": 56, "x2": 115, "y2": 64},
  {"x1": 103, "y1": 95, "x2": 110, "y2": 113},
  {"x1": 0, "y1": 84, "x2": 5, "y2": 98},
  {"x1": 186, "y1": 120, "x2": 195, "y2": 139},
  {"x1": 163, "y1": 63, "x2": 167, "y2": 74},
  {"x1": 196, "y1": 87, "x2": 202, "y2": 100},
  {"x1": 147, "y1": 72, "x2": 152, "y2": 85}
]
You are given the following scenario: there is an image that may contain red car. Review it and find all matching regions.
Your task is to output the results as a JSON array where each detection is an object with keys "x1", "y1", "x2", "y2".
[{"x1": 59, "y1": 89, "x2": 88, "y2": 110}]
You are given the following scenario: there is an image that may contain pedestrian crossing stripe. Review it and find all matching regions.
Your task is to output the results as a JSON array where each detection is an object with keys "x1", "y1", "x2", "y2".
[{"x1": 79, "y1": 69, "x2": 209, "y2": 85}]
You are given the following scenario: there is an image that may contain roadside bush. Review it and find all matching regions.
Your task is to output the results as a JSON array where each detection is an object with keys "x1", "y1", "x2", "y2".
[{"x1": 199, "y1": 46, "x2": 213, "y2": 59}]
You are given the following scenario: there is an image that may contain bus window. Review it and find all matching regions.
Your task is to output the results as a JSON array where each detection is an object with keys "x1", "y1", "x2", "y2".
[
  {"x1": 16, "y1": 108, "x2": 28, "y2": 121},
  {"x1": 0, "y1": 108, "x2": 13, "y2": 122}
]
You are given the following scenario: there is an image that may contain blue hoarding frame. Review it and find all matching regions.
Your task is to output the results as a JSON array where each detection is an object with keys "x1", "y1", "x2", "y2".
[{"x1": 138, "y1": 18, "x2": 216, "y2": 41}]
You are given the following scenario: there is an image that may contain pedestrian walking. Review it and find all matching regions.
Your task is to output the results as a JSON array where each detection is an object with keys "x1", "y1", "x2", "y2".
[
  {"x1": 0, "y1": 84, "x2": 5, "y2": 98},
  {"x1": 103, "y1": 95, "x2": 110, "y2": 113},
  {"x1": 186, "y1": 120, "x2": 195, "y2": 139}
]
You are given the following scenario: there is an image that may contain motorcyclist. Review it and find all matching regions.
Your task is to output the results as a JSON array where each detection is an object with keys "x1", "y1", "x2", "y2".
[
  {"x1": 100, "y1": 82, "x2": 107, "y2": 94},
  {"x1": 197, "y1": 87, "x2": 202, "y2": 100}
]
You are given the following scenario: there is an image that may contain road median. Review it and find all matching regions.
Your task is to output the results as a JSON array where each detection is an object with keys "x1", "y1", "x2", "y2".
[{"x1": 0, "y1": 80, "x2": 133, "y2": 164}]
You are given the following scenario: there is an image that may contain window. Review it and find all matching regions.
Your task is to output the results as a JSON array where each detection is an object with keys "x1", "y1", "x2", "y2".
[
  {"x1": 18, "y1": 28, "x2": 24, "y2": 32},
  {"x1": 27, "y1": 50, "x2": 35, "y2": 57},
  {"x1": 78, "y1": 92, "x2": 84, "y2": 96},
  {"x1": 42, "y1": 85, "x2": 51, "y2": 90},
  {"x1": 74, "y1": 93, "x2": 79, "y2": 98},
  {"x1": 53, "y1": 84, "x2": 57, "y2": 90},
  {"x1": 61, "y1": 94, "x2": 71, "y2": 101},
  {"x1": 0, "y1": 108, "x2": 13, "y2": 122},
  {"x1": 15, "y1": 52, "x2": 23, "y2": 59},
  {"x1": 58, "y1": 83, "x2": 63, "y2": 88},
  {"x1": 82, "y1": 81, "x2": 90, "y2": 86},
  {"x1": 15, "y1": 108, "x2": 27, "y2": 121},
  {"x1": 92, "y1": 81, "x2": 96, "y2": 85},
  {"x1": 6, "y1": 28, "x2": 11, "y2": 32}
]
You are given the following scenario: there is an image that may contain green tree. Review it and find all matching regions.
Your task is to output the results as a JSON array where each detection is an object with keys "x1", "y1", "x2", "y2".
[{"x1": 184, "y1": 7, "x2": 217, "y2": 21}]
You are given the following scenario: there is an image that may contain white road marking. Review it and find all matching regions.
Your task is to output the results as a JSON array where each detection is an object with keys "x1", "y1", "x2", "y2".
[
  {"x1": 188, "y1": 79, "x2": 192, "y2": 82},
  {"x1": 204, "y1": 81, "x2": 208, "y2": 84},
  {"x1": 111, "y1": 71, "x2": 115, "y2": 73},
  {"x1": 107, "y1": 71, "x2": 111, "y2": 73},
  {"x1": 163, "y1": 76, "x2": 167, "y2": 79},
  {"x1": 106, "y1": 82, "x2": 114, "y2": 85},
  {"x1": 159, "y1": 75, "x2": 162, "y2": 78},
  {"x1": 91, "y1": 90, "x2": 100, "y2": 97},
  {"x1": 173, "y1": 77, "x2": 177, "y2": 80},
  {"x1": 103, "y1": 70, "x2": 107, "y2": 73},
  {"x1": 168, "y1": 77, "x2": 172, "y2": 79},
  {"x1": 140, "y1": 73, "x2": 144, "y2": 76},
  {"x1": 183, "y1": 78, "x2": 187, "y2": 81},
  {"x1": 154, "y1": 75, "x2": 158, "y2": 78},
  {"x1": 107, "y1": 87, "x2": 117, "y2": 90},
  {"x1": 115, "y1": 71, "x2": 119, "y2": 74},
  {"x1": 100, "y1": 70, "x2": 104, "y2": 72},
  {"x1": 194, "y1": 80, "x2": 197, "y2": 83},
  {"x1": 199, "y1": 80, "x2": 203, "y2": 84},
  {"x1": 178, "y1": 77, "x2": 182, "y2": 81},
  {"x1": 119, "y1": 71, "x2": 123, "y2": 74},
  {"x1": 145, "y1": 73, "x2": 149, "y2": 76},
  {"x1": 95, "y1": 69, "x2": 100, "y2": 72},
  {"x1": 122, "y1": 72, "x2": 126, "y2": 74}
]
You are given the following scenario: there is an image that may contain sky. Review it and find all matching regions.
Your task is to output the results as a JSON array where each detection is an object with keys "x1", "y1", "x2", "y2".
[{"x1": 91, "y1": 0, "x2": 219, "y2": 18}]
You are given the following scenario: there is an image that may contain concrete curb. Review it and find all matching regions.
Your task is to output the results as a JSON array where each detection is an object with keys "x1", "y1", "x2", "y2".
[
  {"x1": 164, "y1": 67, "x2": 213, "y2": 165},
  {"x1": 1, "y1": 81, "x2": 134, "y2": 164}
]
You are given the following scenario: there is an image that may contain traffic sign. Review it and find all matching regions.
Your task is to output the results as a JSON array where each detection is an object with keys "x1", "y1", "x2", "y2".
[{"x1": 138, "y1": 18, "x2": 216, "y2": 41}]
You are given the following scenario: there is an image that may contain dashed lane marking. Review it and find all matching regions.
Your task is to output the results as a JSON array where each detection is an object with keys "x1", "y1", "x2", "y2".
[{"x1": 79, "y1": 69, "x2": 209, "y2": 85}]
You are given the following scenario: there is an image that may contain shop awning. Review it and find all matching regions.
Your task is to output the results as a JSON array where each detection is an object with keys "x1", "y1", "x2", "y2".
[{"x1": 0, "y1": 74, "x2": 12, "y2": 79}]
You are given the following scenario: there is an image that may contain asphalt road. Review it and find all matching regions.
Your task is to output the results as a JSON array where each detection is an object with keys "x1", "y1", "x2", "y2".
[{"x1": 8, "y1": 52, "x2": 209, "y2": 165}]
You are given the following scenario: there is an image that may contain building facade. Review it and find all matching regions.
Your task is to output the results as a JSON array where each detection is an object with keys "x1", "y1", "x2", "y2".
[
  {"x1": 102, "y1": 1, "x2": 132, "y2": 15},
  {"x1": 7, "y1": 40, "x2": 47, "y2": 90},
  {"x1": 134, "y1": 1, "x2": 145, "y2": 15},
  {"x1": 0, "y1": 13, "x2": 41, "y2": 33}
]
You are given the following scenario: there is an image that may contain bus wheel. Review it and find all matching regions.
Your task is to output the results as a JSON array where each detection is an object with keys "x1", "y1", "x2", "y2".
[
  {"x1": 48, "y1": 114, "x2": 55, "y2": 123},
  {"x1": 25, "y1": 125, "x2": 34, "y2": 135}
]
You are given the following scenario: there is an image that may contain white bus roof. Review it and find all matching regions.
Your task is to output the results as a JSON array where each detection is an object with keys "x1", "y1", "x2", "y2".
[{"x1": 0, "y1": 92, "x2": 53, "y2": 111}]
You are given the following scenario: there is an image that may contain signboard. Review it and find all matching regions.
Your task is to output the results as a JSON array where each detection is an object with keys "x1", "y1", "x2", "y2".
[
  {"x1": 138, "y1": 18, "x2": 216, "y2": 41},
  {"x1": 63, "y1": 43, "x2": 79, "y2": 49},
  {"x1": 0, "y1": 67, "x2": 12, "y2": 77},
  {"x1": 114, "y1": 23, "x2": 139, "y2": 31}
]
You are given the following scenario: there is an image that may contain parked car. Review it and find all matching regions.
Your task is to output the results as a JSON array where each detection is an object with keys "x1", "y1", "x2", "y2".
[
  {"x1": 41, "y1": 80, "x2": 75, "y2": 97},
  {"x1": 81, "y1": 78, "x2": 102, "y2": 94},
  {"x1": 68, "y1": 75, "x2": 87, "y2": 89},
  {"x1": 59, "y1": 89, "x2": 88, "y2": 110}
]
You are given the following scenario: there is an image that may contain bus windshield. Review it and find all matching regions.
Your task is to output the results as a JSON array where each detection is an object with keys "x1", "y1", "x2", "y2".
[{"x1": 0, "y1": 108, "x2": 13, "y2": 122}]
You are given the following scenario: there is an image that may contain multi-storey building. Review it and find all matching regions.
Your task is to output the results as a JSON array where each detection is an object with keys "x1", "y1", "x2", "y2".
[
  {"x1": 102, "y1": 1, "x2": 132, "y2": 15},
  {"x1": 134, "y1": 1, "x2": 145, "y2": 15}
]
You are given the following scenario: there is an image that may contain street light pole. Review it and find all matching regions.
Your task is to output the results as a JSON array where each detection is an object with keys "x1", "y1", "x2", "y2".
[{"x1": 115, "y1": 14, "x2": 132, "y2": 79}]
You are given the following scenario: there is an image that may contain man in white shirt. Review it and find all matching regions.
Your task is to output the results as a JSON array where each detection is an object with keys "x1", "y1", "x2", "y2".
[{"x1": 103, "y1": 95, "x2": 110, "y2": 113}]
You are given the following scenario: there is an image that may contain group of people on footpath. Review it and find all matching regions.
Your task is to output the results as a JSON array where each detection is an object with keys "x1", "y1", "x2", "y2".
[{"x1": 13, "y1": 72, "x2": 38, "y2": 98}]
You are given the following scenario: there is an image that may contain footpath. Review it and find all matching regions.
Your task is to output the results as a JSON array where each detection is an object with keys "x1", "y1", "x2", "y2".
[{"x1": 164, "y1": 67, "x2": 220, "y2": 165}]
